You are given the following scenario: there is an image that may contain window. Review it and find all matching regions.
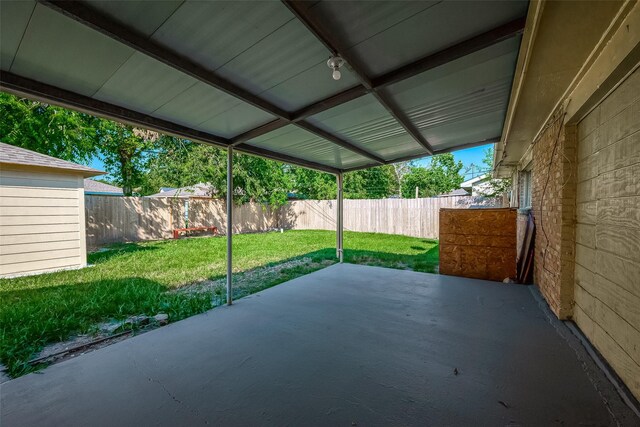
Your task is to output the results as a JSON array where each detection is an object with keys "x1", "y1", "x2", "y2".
[{"x1": 520, "y1": 169, "x2": 532, "y2": 209}]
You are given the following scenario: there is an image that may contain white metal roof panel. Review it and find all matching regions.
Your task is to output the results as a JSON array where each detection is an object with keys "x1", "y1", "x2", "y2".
[
  {"x1": 384, "y1": 38, "x2": 520, "y2": 150},
  {"x1": 151, "y1": 1, "x2": 293, "y2": 72},
  {"x1": 94, "y1": 52, "x2": 197, "y2": 114},
  {"x1": 422, "y1": 109, "x2": 506, "y2": 151},
  {"x1": 214, "y1": 19, "x2": 331, "y2": 99},
  {"x1": 261, "y1": 60, "x2": 360, "y2": 111},
  {"x1": 87, "y1": 0, "x2": 183, "y2": 37},
  {"x1": 10, "y1": 4, "x2": 134, "y2": 97},
  {"x1": 152, "y1": 82, "x2": 245, "y2": 129},
  {"x1": 0, "y1": 0, "x2": 35, "y2": 70},
  {"x1": 333, "y1": 0, "x2": 528, "y2": 76},
  {"x1": 307, "y1": 1, "x2": 440, "y2": 50},
  {"x1": 197, "y1": 104, "x2": 276, "y2": 139}
]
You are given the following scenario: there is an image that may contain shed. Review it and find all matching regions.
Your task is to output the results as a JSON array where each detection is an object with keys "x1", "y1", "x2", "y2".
[{"x1": 0, "y1": 142, "x2": 103, "y2": 278}]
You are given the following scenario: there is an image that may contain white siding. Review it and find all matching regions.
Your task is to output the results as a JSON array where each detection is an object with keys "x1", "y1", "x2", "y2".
[
  {"x1": 574, "y1": 67, "x2": 640, "y2": 400},
  {"x1": 0, "y1": 165, "x2": 86, "y2": 277}
]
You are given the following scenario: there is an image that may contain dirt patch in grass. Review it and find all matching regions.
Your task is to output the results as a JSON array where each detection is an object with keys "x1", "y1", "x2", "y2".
[
  {"x1": 177, "y1": 257, "x2": 336, "y2": 302},
  {"x1": 349, "y1": 255, "x2": 411, "y2": 271},
  {"x1": 8, "y1": 257, "x2": 336, "y2": 376}
]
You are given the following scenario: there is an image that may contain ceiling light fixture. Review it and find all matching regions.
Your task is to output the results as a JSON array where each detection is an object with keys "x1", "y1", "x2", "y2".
[{"x1": 327, "y1": 56, "x2": 345, "y2": 80}]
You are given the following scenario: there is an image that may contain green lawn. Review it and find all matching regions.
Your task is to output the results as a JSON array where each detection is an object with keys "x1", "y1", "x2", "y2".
[{"x1": 0, "y1": 230, "x2": 438, "y2": 377}]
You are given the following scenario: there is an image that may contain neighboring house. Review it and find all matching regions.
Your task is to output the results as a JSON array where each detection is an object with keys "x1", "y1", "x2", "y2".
[
  {"x1": 438, "y1": 188, "x2": 469, "y2": 197},
  {"x1": 84, "y1": 179, "x2": 123, "y2": 196},
  {"x1": 0, "y1": 142, "x2": 103, "y2": 278},
  {"x1": 460, "y1": 174, "x2": 492, "y2": 196},
  {"x1": 147, "y1": 183, "x2": 216, "y2": 199}
]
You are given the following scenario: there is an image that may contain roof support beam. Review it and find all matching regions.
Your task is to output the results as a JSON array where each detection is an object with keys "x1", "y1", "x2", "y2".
[
  {"x1": 433, "y1": 136, "x2": 501, "y2": 155},
  {"x1": 40, "y1": 0, "x2": 381, "y2": 165},
  {"x1": 283, "y1": 0, "x2": 434, "y2": 155},
  {"x1": 230, "y1": 119, "x2": 289, "y2": 146},
  {"x1": 372, "y1": 18, "x2": 526, "y2": 88},
  {"x1": 234, "y1": 143, "x2": 340, "y2": 174},
  {"x1": 342, "y1": 136, "x2": 501, "y2": 173},
  {"x1": 0, "y1": 72, "x2": 230, "y2": 147},
  {"x1": 0, "y1": 71, "x2": 341, "y2": 174},
  {"x1": 295, "y1": 122, "x2": 386, "y2": 164},
  {"x1": 290, "y1": 85, "x2": 368, "y2": 122}
]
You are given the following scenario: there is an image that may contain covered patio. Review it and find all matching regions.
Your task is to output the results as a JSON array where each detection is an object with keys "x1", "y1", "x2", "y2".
[
  {"x1": 1, "y1": 264, "x2": 633, "y2": 425},
  {"x1": 0, "y1": 0, "x2": 528, "y2": 298},
  {"x1": 2, "y1": 0, "x2": 639, "y2": 423}
]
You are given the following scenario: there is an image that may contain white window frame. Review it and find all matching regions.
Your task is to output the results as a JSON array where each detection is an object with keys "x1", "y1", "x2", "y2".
[{"x1": 520, "y1": 168, "x2": 532, "y2": 209}]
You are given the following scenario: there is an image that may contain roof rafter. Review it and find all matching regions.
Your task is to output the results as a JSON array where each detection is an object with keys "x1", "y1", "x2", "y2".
[
  {"x1": 343, "y1": 136, "x2": 501, "y2": 173},
  {"x1": 282, "y1": 0, "x2": 434, "y2": 155},
  {"x1": 372, "y1": 18, "x2": 526, "y2": 88},
  {"x1": 39, "y1": 0, "x2": 384, "y2": 166},
  {"x1": 296, "y1": 121, "x2": 386, "y2": 164}
]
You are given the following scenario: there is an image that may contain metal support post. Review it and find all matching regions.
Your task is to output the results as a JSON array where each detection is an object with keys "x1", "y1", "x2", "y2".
[
  {"x1": 226, "y1": 147, "x2": 233, "y2": 305},
  {"x1": 336, "y1": 172, "x2": 344, "y2": 262}
]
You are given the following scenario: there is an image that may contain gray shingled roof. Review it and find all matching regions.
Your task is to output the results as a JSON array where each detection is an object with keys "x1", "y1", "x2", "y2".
[
  {"x1": 0, "y1": 142, "x2": 103, "y2": 176},
  {"x1": 84, "y1": 179, "x2": 123, "y2": 195},
  {"x1": 147, "y1": 183, "x2": 217, "y2": 198},
  {"x1": 439, "y1": 188, "x2": 471, "y2": 197}
]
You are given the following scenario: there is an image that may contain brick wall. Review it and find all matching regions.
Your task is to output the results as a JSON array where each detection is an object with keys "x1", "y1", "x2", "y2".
[{"x1": 530, "y1": 112, "x2": 577, "y2": 319}]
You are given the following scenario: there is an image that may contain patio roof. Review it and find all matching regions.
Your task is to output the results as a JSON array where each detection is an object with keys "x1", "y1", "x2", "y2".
[{"x1": 0, "y1": 0, "x2": 527, "y2": 174}]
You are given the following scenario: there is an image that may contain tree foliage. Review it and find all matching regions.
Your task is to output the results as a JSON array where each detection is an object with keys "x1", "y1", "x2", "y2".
[
  {"x1": 476, "y1": 146, "x2": 512, "y2": 197},
  {"x1": 400, "y1": 153, "x2": 464, "y2": 198},
  {"x1": 289, "y1": 165, "x2": 396, "y2": 200},
  {"x1": 0, "y1": 93, "x2": 98, "y2": 162},
  {"x1": 142, "y1": 139, "x2": 291, "y2": 206},
  {"x1": 94, "y1": 122, "x2": 160, "y2": 196}
]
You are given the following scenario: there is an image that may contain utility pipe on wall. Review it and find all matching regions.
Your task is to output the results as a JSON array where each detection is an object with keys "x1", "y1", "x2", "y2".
[
  {"x1": 226, "y1": 147, "x2": 233, "y2": 305},
  {"x1": 336, "y1": 172, "x2": 344, "y2": 263}
]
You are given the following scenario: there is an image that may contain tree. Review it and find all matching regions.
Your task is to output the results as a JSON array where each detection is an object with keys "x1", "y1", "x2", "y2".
[
  {"x1": 290, "y1": 167, "x2": 336, "y2": 199},
  {"x1": 476, "y1": 146, "x2": 512, "y2": 197},
  {"x1": 289, "y1": 165, "x2": 396, "y2": 200},
  {"x1": 95, "y1": 122, "x2": 159, "y2": 196},
  {"x1": 0, "y1": 93, "x2": 98, "y2": 162},
  {"x1": 400, "y1": 153, "x2": 464, "y2": 198},
  {"x1": 141, "y1": 139, "x2": 291, "y2": 206},
  {"x1": 344, "y1": 165, "x2": 396, "y2": 199},
  {"x1": 391, "y1": 161, "x2": 411, "y2": 196}
]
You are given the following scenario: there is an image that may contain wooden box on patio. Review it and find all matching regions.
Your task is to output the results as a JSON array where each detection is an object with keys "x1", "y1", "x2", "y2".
[{"x1": 439, "y1": 208, "x2": 517, "y2": 282}]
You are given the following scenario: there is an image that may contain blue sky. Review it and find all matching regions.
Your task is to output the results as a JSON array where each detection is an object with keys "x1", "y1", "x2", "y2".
[
  {"x1": 415, "y1": 143, "x2": 492, "y2": 178},
  {"x1": 89, "y1": 143, "x2": 492, "y2": 179}
]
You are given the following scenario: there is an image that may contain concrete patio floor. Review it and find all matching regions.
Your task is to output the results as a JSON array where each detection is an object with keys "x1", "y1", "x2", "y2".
[{"x1": 1, "y1": 264, "x2": 636, "y2": 426}]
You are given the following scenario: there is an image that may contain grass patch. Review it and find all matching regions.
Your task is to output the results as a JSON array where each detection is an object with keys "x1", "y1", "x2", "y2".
[{"x1": 0, "y1": 230, "x2": 438, "y2": 377}]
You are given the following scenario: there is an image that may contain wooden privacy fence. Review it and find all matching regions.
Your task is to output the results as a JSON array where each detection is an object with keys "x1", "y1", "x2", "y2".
[
  {"x1": 85, "y1": 195, "x2": 501, "y2": 248},
  {"x1": 286, "y1": 196, "x2": 502, "y2": 239},
  {"x1": 85, "y1": 196, "x2": 280, "y2": 248}
]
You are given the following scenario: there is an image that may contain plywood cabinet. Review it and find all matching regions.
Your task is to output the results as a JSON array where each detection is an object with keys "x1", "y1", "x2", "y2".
[{"x1": 439, "y1": 208, "x2": 517, "y2": 281}]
